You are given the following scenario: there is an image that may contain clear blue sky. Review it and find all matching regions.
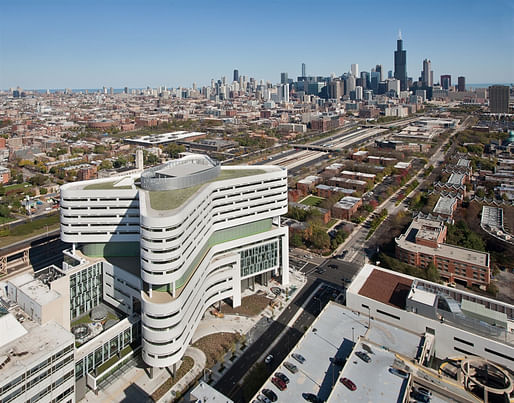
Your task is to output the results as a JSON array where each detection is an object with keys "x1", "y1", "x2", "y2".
[{"x1": 1, "y1": 0, "x2": 513, "y2": 89}]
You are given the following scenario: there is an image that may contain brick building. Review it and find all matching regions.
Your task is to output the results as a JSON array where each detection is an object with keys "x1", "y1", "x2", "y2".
[
  {"x1": 331, "y1": 196, "x2": 362, "y2": 220},
  {"x1": 395, "y1": 216, "x2": 490, "y2": 287}
]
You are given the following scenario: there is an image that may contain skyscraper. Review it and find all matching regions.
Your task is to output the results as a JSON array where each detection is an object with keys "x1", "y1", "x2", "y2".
[
  {"x1": 351, "y1": 63, "x2": 359, "y2": 77},
  {"x1": 280, "y1": 72, "x2": 288, "y2": 85},
  {"x1": 375, "y1": 64, "x2": 383, "y2": 81},
  {"x1": 458, "y1": 76, "x2": 466, "y2": 92},
  {"x1": 421, "y1": 59, "x2": 433, "y2": 87},
  {"x1": 233, "y1": 69, "x2": 239, "y2": 82},
  {"x1": 440, "y1": 75, "x2": 451, "y2": 90},
  {"x1": 489, "y1": 85, "x2": 509, "y2": 113},
  {"x1": 301, "y1": 63, "x2": 306, "y2": 77},
  {"x1": 394, "y1": 32, "x2": 407, "y2": 91}
]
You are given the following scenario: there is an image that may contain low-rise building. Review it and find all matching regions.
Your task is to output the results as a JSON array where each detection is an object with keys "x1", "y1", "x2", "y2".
[
  {"x1": 331, "y1": 196, "x2": 362, "y2": 220},
  {"x1": 315, "y1": 184, "x2": 355, "y2": 198},
  {"x1": 296, "y1": 175, "x2": 323, "y2": 195},
  {"x1": 432, "y1": 196, "x2": 458, "y2": 219},
  {"x1": 0, "y1": 166, "x2": 9, "y2": 184},
  {"x1": 327, "y1": 176, "x2": 367, "y2": 191},
  {"x1": 395, "y1": 216, "x2": 490, "y2": 287}
]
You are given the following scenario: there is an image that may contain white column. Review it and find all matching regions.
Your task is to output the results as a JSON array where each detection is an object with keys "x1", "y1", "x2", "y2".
[
  {"x1": 233, "y1": 260, "x2": 241, "y2": 308},
  {"x1": 281, "y1": 234, "x2": 289, "y2": 286}
]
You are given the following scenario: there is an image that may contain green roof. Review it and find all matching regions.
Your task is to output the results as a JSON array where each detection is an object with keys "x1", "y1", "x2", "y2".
[
  {"x1": 148, "y1": 168, "x2": 267, "y2": 211},
  {"x1": 460, "y1": 299, "x2": 507, "y2": 327},
  {"x1": 83, "y1": 181, "x2": 133, "y2": 190}
]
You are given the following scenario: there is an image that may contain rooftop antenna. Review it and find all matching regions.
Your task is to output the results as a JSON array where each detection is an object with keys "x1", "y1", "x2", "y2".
[{"x1": 398, "y1": 29, "x2": 402, "y2": 40}]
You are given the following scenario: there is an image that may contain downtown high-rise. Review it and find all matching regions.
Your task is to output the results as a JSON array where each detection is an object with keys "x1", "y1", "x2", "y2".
[{"x1": 394, "y1": 33, "x2": 407, "y2": 91}]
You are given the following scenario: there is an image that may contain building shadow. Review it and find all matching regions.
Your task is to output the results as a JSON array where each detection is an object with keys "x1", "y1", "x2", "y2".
[{"x1": 120, "y1": 383, "x2": 153, "y2": 403}]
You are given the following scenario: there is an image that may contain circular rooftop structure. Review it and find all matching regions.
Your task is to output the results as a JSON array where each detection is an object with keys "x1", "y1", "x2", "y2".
[
  {"x1": 461, "y1": 358, "x2": 513, "y2": 396},
  {"x1": 141, "y1": 154, "x2": 220, "y2": 191},
  {"x1": 91, "y1": 305, "x2": 108, "y2": 322}
]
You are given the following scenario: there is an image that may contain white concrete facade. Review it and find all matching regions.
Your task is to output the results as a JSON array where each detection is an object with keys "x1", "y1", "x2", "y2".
[
  {"x1": 346, "y1": 264, "x2": 514, "y2": 371},
  {"x1": 59, "y1": 156, "x2": 289, "y2": 369}
]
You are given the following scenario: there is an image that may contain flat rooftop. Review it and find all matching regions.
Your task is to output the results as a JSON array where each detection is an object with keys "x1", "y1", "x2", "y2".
[
  {"x1": 255, "y1": 302, "x2": 423, "y2": 403},
  {"x1": 447, "y1": 173, "x2": 466, "y2": 185},
  {"x1": 125, "y1": 131, "x2": 205, "y2": 145},
  {"x1": 8, "y1": 273, "x2": 61, "y2": 306},
  {"x1": 358, "y1": 269, "x2": 413, "y2": 309},
  {"x1": 397, "y1": 233, "x2": 489, "y2": 267},
  {"x1": 334, "y1": 196, "x2": 361, "y2": 210},
  {"x1": 432, "y1": 196, "x2": 457, "y2": 216},
  {"x1": 327, "y1": 340, "x2": 407, "y2": 402},
  {"x1": 145, "y1": 167, "x2": 271, "y2": 212},
  {"x1": 0, "y1": 319, "x2": 73, "y2": 378}
]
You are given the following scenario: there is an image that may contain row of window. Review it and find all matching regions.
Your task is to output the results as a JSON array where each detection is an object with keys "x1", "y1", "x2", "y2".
[
  {"x1": 141, "y1": 202, "x2": 284, "y2": 273},
  {"x1": 75, "y1": 324, "x2": 139, "y2": 379},
  {"x1": 2, "y1": 353, "x2": 74, "y2": 403},
  {"x1": 1, "y1": 344, "x2": 74, "y2": 397},
  {"x1": 140, "y1": 176, "x2": 285, "y2": 236}
]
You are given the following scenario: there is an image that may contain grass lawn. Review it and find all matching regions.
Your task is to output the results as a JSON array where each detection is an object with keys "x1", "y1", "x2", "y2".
[
  {"x1": 83, "y1": 181, "x2": 132, "y2": 190},
  {"x1": 323, "y1": 218, "x2": 338, "y2": 229},
  {"x1": 0, "y1": 222, "x2": 60, "y2": 248},
  {"x1": 0, "y1": 216, "x2": 15, "y2": 225},
  {"x1": 148, "y1": 168, "x2": 266, "y2": 211},
  {"x1": 300, "y1": 195, "x2": 325, "y2": 207},
  {"x1": 193, "y1": 332, "x2": 240, "y2": 367},
  {"x1": 3, "y1": 182, "x2": 30, "y2": 191},
  {"x1": 151, "y1": 356, "x2": 194, "y2": 401}
]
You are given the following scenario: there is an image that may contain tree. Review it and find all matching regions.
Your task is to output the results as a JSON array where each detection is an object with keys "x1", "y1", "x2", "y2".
[
  {"x1": 113, "y1": 156, "x2": 127, "y2": 169},
  {"x1": 164, "y1": 143, "x2": 185, "y2": 159},
  {"x1": 426, "y1": 263, "x2": 440, "y2": 283},
  {"x1": 145, "y1": 153, "x2": 159, "y2": 165},
  {"x1": 309, "y1": 225, "x2": 330, "y2": 250},
  {"x1": 100, "y1": 160, "x2": 113, "y2": 170},
  {"x1": 28, "y1": 174, "x2": 48, "y2": 186},
  {"x1": 290, "y1": 233, "x2": 303, "y2": 248},
  {"x1": 486, "y1": 283, "x2": 498, "y2": 297}
]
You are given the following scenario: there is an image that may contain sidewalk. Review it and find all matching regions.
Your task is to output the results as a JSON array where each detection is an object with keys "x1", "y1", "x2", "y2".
[
  {"x1": 157, "y1": 347, "x2": 206, "y2": 403},
  {"x1": 82, "y1": 270, "x2": 308, "y2": 402}
]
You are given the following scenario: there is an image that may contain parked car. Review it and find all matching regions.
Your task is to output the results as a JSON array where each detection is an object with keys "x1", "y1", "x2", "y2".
[
  {"x1": 355, "y1": 351, "x2": 371, "y2": 363},
  {"x1": 262, "y1": 388, "x2": 278, "y2": 401},
  {"x1": 292, "y1": 353, "x2": 306, "y2": 364},
  {"x1": 411, "y1": 390, "x2": 430, "y2": 403},
  {"x1": 340, "y1": 377, "x2": 357, "y2": 391},
  {"x1": 302, "y1": 393, "x2": 323, "y2": 402},
  {"x1": 328, "y1": 264, "x2": 337, "y2": 269},
  {"x1": 389, "y1": 367, "x2": 409, "y2": 379},
  {"x1": 416, "y1": 387, "x2": 432, "y2": 399},
  {"x1": 264, "y1": 354, "x2": 274, "y2": 364},
  {"x1": 271, "y1": 377, "x2": 286, "y2": 391},
  {"x1": 257, "y1": 394, "x2": 271, "y2": 403},
  {"x1": 274, "y1": 372, "x2": 290, "y2": 384},
  {"x1": 316, "y1": 267, "x2": 326, "y2": 274},
  {"x1": 283, "y1": 361, "x2": 298, "y2": 374}
]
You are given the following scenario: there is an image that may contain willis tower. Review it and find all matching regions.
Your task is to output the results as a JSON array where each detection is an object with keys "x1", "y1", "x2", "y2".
[{"x1": 394, "y1": 30, "x2": 407, "y2": 91}]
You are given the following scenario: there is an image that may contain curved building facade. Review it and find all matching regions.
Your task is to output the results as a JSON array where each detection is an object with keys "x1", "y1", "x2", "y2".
[{"x1": 60, "y1": 154, "x2": 289, "y2": 369}]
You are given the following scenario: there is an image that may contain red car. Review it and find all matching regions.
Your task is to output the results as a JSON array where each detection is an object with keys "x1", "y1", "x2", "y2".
[
  {"x1": 271, "y1": 376, "x2": 287, "y2": 391},
  {"x1": 340, "y1": 377, "x2": 357, "y2": 391}
]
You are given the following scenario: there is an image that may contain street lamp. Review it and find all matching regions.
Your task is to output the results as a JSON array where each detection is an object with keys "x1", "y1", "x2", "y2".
[{"x1": 352, "y1": 327, "x2": 354, "y2": 343}]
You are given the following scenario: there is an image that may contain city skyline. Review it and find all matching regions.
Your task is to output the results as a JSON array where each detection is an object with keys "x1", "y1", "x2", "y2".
[{"x1": 1, "y1": 0, "x2": 513, "y2": 89}]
